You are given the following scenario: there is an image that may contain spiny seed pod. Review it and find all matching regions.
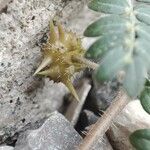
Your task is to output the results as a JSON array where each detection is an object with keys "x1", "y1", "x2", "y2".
[{"x1": 34, "y1": 21, "x2": 98, "y2": 101}]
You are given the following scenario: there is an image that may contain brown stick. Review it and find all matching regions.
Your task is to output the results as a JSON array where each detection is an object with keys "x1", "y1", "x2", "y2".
[{"x1": 78, "y1": 89, "x2": 130, "y2": 150}]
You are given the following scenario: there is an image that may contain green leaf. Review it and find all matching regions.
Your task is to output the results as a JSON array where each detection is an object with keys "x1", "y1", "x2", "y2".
[
  {"x1": 134, "y1": 4, "x2": 150, "y2": 25},
  {"x1": 95, "y1": 47, "x2": 126, "y2": 82},
  {"x1": 123, "y1": 56, "x2": 146, "y2": 98},
  {"x1": 84, "y1": 15, "x2": 129, "y2": 37},
  {"x1": 88, "y1": 0, "x2": 130, "y2": 14},
  {"x1": 86, "y1": 33, "x2": 126, "y2": 60},
  {"x1": 136, "y1": 23, "x2": 150, "y2": 41},
  {"x1": 137, "y1": 0, "x2": 150, "y2": 3},
  {"x1": 130, "y1": 129, "x2": 150, "y2": 150},
  {"x1": 136, "y1": 49, "x2": 150, "y2": 72},
  {"x1": 145, "y1": 78, "x2": 150, "y2": 86},
  {"x1": 85, "y1": 0, "x2": 149, "y2": 99},
  {"x1": 140, "y1": 87, "x2": 150, "y2": 114},
  {"x1": 135, "y1": 39, "x2": 150, "y2": 70}
]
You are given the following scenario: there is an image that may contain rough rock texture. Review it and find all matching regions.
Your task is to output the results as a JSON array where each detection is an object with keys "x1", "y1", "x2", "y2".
[
  {"x1": 15, "y1": 111, "x2": 82, "y2": 150},
  {"x1": 108, "y1": 100, "x2": 150, "y2": 150},
  {"x1": 0, "y1": 146, "x2": 14, "y2": 150},
  {"x1": 0, "y1": 0, "x2": 89, "y2": 143},
  {"x1": 0, "y1": 0, "x2": 12, "y2": 12}
]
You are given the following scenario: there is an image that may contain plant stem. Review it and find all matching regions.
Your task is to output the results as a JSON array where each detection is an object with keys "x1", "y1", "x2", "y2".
[
  {"x1": 73, "y1": 56, "x2": 99, "y2": 70},
  {"x1": 78, "y1": 89, "x2": 130, "y2": 150}
]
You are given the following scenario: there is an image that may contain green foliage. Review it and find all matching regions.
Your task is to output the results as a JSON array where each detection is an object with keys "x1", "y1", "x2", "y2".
[
  {"x1": 129, "y1": 129, "x2": 150, "y2": 150},
  {"x1": 135, "y1": 4, "x2": 150, "y2": 25},
  {"x1": 137, "y1": 0, "x2": 150, "y2": 2},
  {"x1": 86, "y1": 33, "x2": 125, "y2": 60},
  {"x1": 84, "y1": 0, "x2": 150, "y2": 98},
  {"x1": 84, "y1": 16, "x2": 128, "y2": 37},
  {"x1": 88, "y1": 0, "x2": 129, "y2": 14},
  {"x1": 123, "y1": 56, "x2": 146, "y2": 97},
  {"x1": 96, "y1": 47, "x2": 126, "y2": 81},
  {"x1": 139, "y1": 79, "x2": 150, "y2": 114}
]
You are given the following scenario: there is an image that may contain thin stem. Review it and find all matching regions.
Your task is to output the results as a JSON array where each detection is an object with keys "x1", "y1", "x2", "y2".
[
  {"x1": 73, "y1": 56, "x2": 99, "y2": 70},
  {"x1": 78, "y1": 89, "x2": 130, "y2": 150}
]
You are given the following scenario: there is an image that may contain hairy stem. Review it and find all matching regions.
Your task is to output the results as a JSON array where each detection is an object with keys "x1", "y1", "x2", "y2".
[
  {"x1": 78, "y1": 89, "x2": 130, "y2": 150},
  {"x1": 73, "y1": 56, "x2": 99, "y2": 70}
]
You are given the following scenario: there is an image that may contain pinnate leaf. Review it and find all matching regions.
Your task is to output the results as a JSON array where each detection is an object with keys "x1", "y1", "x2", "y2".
[{"x1": 85, "y1": 0, "x2": 150, "y2": 98}]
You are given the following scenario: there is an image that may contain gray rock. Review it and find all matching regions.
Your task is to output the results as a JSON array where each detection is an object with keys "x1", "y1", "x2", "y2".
[
  {"x1": 0, "y1": 146, "x2": 14, "y2": 150},
  {"x1": 0, "y1": 0, "x2": 88, "y2": 143},
  {"x1": 15, "y1": 111, "x2": 82, "y2": 150}
]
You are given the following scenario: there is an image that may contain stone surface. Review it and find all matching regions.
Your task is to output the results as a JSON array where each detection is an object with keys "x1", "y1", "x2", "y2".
[
  {"x1": 0, "y1": 146, "x2": 14, "y2": 150},
  {"x1": 15, "y1": 111, "x2": 82, "y2": 150},
  {"x1": 0, "y1": 0, "x2": 12, "y2": 12},
  {"x1": 0, "y1": 0, "x2": 89, "y2": 143},
  {"x1": 108, "y1": 100, "x2": 150, "y2": 150}
]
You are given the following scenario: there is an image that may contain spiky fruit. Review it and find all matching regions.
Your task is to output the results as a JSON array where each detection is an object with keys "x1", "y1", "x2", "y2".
[{"x1": 34, "y1": 21, "x2": 96, "y2": 101}]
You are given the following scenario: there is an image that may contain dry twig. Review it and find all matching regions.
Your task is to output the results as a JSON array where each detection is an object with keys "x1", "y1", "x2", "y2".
[{"x1": 78, "y1": 89, "x2": 130, "y2": 150}]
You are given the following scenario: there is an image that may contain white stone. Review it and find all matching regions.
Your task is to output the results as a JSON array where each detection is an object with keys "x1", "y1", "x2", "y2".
[{"x1": 0, "y1": 146, "x2": 14, "y2": 150}]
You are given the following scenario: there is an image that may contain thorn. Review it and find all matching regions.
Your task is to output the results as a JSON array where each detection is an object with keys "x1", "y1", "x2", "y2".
[
  {"x1": 37, "y1": 66, "x2": 60, "y2": 77},
  {"x1": 57, "y1": 22, "x2": 65, "y2": 42},
  {"x1": 49, "y1": 21, "x2": 57, "y2": 43},
  {"x1": 111, "y1": 122, "x2": 118, "y2": 129},
  {"x1": 72, "y1": 56, "x2": 99, "y2": 70},
  {"x1": 97, "y1": 109, "x2": 107, "y2": 118},
  {"x1": 36, "y1": 69, "x2": 51, "y2": 76},
  {"x1": 57, "y1": 75, "x2": 61, "y2": 79},
  {"x1": 33, "y1": 57, "x2": 52, "y2": 76},
  {"x1": 56, "y1": 58, "x2": 59, "y2": 61},
  {"x1": 98, "y1": 138, "x2": 106, "y2": 145},
  {"x1": 64, "y1": 79, "x2": 79, "y2": 101},
  {"x1": 72, "y1": 74, "x2": 76, "y2": 80},
  {"x1": 98, "y1": 113, "x2": 102, "y2": 117},
  {"x1": 82, "y1": 131, "x2": 88, "y2": 135}
]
